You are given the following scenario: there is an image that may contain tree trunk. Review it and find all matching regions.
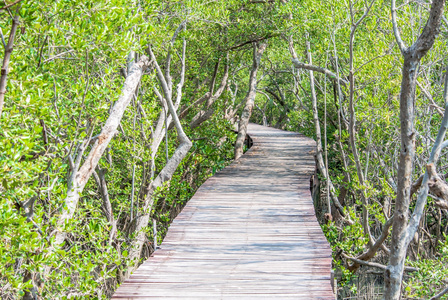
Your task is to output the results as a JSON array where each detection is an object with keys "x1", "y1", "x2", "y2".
[
  {"x1": 0, "y1": 14, "x2": 19, "y2": 119},
  {"x1": 234, "y1": 43, "x2": 267, "y2": 160},
  {"x1": 54, "y1": 56, "x2": 151, "y2": 247},
  {"x1": 125, "y1": 40, "x2": 192, "y2": 278},
  {"x1": 347, "y1": 1, "x2": 375, "y2": 247},
  {"x1": 290, "y1": 35, "x2": 346, "y2": 217},
  {"x1": 385, "y1": 1, "x2": 445, "y2": 298}
]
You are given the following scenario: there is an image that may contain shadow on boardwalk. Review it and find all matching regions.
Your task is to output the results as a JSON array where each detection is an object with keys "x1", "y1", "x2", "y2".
[{"x1": 113, "y1": 123, "x2": 334, "y2": 299}]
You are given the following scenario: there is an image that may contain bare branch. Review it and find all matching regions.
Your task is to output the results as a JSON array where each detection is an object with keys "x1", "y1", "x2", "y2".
[
  {"x1": 407, "y1": 67, "x2": 448, "y2": 244},
  {"x1": 0, "y1": 27, "x2": 7, "y2": 48},
  {"x1": 148, "y1": 45, "x2": 171, "y2": 102},
  {"x1": 354, "y1": 0, "x2": 376, "y2": 28},
  {"x1": 228, "y1": 34, "x2": 278, "y2": 51},
  {"x1": 391, "y1": 0, "x2": 407, "y2": 53},
  {"x1": 413, "y1": 0, "x2": 446, "y2": 55},
  {"x1": 343, "y1": 253, "x2": 418, "y2": 272},
  {"x1": 417, "y1": 80, "x2": 444, "y2": 116},
  {"x1": 127, "y1": 38, "x2": 192, "y2": 278},
  {"x1": 43, "y1": 49, "x2": 75, "y2": 64},
  {"x1": 92, "y1": 168, "x2": 116, "y2": 245},
  {"x1": 0, "y1": 0, "x2": 24, "y2": 10},
  {"x1": 430, "y1": 285, "x2": 448, "y2": 300},
  {"x1": 0, "y1": 14, "x2": 19, "y2": 118},
  {"x1": 287, "y1": 35, "x2": 298, "y2": 60},
  {"x1": 291, "y1": 58, "x2": 348, "y2": 86},
  {"x1": 178, "y1": 92, "x2": 211, "y2": 119},
  {"x1": 347, "y1": 217, "x2": 393, "y2": 272},
  {"x1": 343, "y1": 253, "x2": 387, "y2": 270}
]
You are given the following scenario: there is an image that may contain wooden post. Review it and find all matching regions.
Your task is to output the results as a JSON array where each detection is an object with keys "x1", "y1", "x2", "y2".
[
  {"x1": 331, "y1": 269, "x2": 337, "y2": 299},
  {"x1": 153, "y1": 219, "x2": 157, "y2": 249}
]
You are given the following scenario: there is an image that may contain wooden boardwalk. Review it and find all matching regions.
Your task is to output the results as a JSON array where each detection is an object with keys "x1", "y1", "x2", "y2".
[{"x1": 113, "y1": 124, "x2": 334, "y2": 299}]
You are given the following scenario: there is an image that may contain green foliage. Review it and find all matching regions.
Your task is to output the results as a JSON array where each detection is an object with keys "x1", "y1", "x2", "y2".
[
  {"x1": 2, "y1": 0, "x2": 448, "y2": 298},
  {"x1": 0, "y1": 0, "x2": 243, "y2": 297},
  {"x1": 404, "y1": 235, "x2": 448, "y2": 299}
]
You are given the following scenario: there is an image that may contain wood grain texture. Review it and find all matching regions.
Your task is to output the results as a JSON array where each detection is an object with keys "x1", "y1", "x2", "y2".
[{"x1": 112, "y1": 123, "x2": 334, "y2": 299}]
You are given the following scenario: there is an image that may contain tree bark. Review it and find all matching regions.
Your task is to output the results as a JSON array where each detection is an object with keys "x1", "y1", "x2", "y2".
[
  {"x1": 385, "y1": 1, "x2": 445, "y2": 298},
  {"x1": 234, "y1": 43, "x2": 267, "y2": 160}
]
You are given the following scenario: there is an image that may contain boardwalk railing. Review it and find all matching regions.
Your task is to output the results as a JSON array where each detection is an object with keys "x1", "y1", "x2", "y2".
[{"x1": 113, "y1": 123, "x2": 334, "y2": 299}]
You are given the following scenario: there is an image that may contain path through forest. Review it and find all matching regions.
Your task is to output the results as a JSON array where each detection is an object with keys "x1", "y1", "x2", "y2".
[{"x1": 112, "y1": 123, "x2": 334, "y2": 299}]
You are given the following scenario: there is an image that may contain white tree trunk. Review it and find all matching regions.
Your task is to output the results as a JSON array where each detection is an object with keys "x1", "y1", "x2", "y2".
[
  {"x1": 54, "y1": 56, "x2": 151, "y2": 247},
  {"x1": 234, "y1": 43, "x2": 267, "y2": 160},
  {"x1": 126, "y1": 39, "x2": 192, "y2": 277}
]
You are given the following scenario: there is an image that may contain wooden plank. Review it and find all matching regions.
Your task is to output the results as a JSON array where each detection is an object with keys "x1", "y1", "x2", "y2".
[{"x1": 112, "y1": 123, "x2": 334, "y2": 299}]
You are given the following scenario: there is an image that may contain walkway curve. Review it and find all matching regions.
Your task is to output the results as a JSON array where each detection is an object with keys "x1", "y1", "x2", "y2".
[{"x1": 112, "y1": 124, "x2": 334, "y2": 299}]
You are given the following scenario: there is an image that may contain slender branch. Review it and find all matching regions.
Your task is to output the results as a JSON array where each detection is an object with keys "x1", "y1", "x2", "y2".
[
  {"x1": 248, "y1": 0, "x2": 275, "y2": 3},
  {"x1": 228, "y1": 34, "x2": 278, "y2": 51},
  {"x1": 291, "y1": 58, "x2": 349, "y2": 86},
  {"x1": 164, "y1": 21, "x2": 186, "y2": 94},
  {"x1": 343, "y1": 253, "x2": 418, "y2": 272},
  {"x1": 354, "y1": 53, "x2": 390, "y2": 74},
  {"x1": 174, "y1": 38, "x2": 186, "y2": 107},
  {"x1": 391, "y1": 0, "x2": 407, "y2": 53},
  {"x1": 148, "y1": 45, "x2": 171, "y2": 102},
  {"x1": 0, "y1": 27, "x2": 6, "y2": 48},
  {"x1": 348, "y1": 216, "x2": 393, "y2": 272},
  {"x1": 0, "y1": 0, "x2": 23, "y2": 10},
  {"x1": 343, "y1": 253, "x2": 388, "y2": 270},
  {"x1": 287, "y1": 35, "x2": 298, "y2": 60},
  {"x1": 190, "y1": 53, "x2": 229, "y2": 129},
  {"x1": 430, "y1": 285, "x2": 448, "y2": 300},
  {"x1": 178, "y1": 92, "x2": 211, "y2": 119},
  {"x1": 354, "y1": 0, "x2": 376, "y2": 28},
  {"x1": 417, "y1": 80, "x2": 444, "y2": 116},
  {"x1": 42, "y1": 49, "x2": 75, "y2": 64},
  {"x1": 407, "y1": 66, "x2": 448, "y2": 245}
]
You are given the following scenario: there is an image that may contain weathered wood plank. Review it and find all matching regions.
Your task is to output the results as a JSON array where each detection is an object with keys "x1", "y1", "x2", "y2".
[{"x1": 112, "y1": 123, "x2": 334, "y2": 299}]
